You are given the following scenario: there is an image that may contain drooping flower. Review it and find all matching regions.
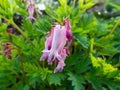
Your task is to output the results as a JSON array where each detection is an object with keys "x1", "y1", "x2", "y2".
[
  {"x1": 27, "y1": 0, "x2": 35, "y2": 22},
  {"x1": 64, "y1": 19, "x2": 73, "y2": 46},
  {"x1": 40, "y1": 27, "x2": 54, "y2": 61},
  {"x1": 22, "y1": 0, "x2": 25, "y2": 3},
  {"x1": 63, "y1": 19, "x2": 73, "y2": 55},
  {"x1": 7, "y1": 27, "x2": 13, "y2": 34},
  {"x1": 2, "y1": 19, "x2": 7, "y2": 24},
  {"x1": 40, "y1": 19, "x2": 73, "y2": 73},
  {"x1": 1, "y1": 42, "x2": 12, "y2": 59}
]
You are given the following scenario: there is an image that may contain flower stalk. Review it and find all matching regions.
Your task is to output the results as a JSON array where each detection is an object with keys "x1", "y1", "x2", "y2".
[{"x1": 13, "y1": 46, "x2": 32, "y2": 89}]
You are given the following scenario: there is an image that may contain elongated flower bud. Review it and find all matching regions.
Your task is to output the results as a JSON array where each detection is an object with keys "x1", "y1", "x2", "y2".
[{"x1": 27, "y1": 0, "x2": 35, "y2": 22}]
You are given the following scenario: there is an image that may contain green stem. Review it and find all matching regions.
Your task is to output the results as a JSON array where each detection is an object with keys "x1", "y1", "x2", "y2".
[
  {"x1": 90, "y1": 38, "x2": 94, "y2": 55},
  {"x1": 110, "y1": 19, "x2": 120, "y2": 35},
  {"x1": 18, "y1": 51, "x2": 26, "y2": 79},
  {"x1": 11, "y1": 45, "x2": 31, "y2": 89},
  {"x1": 15, "y1": 47, "x2": 32, "y2": 89},
  {"x1": 11, "y1": 20, "x2": 35, "y2": 47},
  {"x1": 10, "y1": 20, "x2": 28, "y2": 39},
  {"x1": 0, "y1": 15, "x2": 34, "y2": 46},
  {"x1": 73, "y1": 0, "x2": 76, "y2": 8},
  {"x1": 0, "y1": 15, "x2": 28, "y2": 40},
  {"x1": 0, "y1": 14, "x2": 9, "y2": 22},
  {"x1": 105, "y1": 19, "x2": 120, "y2": 39},
  {"x1": 114, "y1": 64, "x2": 120, "y2": 68}
]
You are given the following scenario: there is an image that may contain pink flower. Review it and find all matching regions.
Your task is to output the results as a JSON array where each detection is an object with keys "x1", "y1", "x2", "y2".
[
  {"x1": 54, "y1": 49, "x2": 67, "y2": 73},
  {"x1": 2, "y1": 19, "x2": 7, "y2": 24},
  {"x1": 27, "y1": 0, "x2": 35, "y2": 22},
  {"x1": 40, "y1": 19, "x2": 73, "y2": 73},
  {"x1": 22, "y1": 0, "x2": 25, "y2": 3},
  {"x1": 64, "y1": 19, "x2": 73, "y2": 53},
  {"x1": 40, "y1": 27, "x2": 54, "y2": 60},
  {"x1": 7, "y1": 27, "x2": 13, "y2": 34},
  {"x1": 1, "y1": 42, "x2": 12, "y2": 59}
]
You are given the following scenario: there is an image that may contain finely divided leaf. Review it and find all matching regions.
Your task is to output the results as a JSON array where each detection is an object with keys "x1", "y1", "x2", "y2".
[
  {"x1": 48, "y1": 73, "x2": 66, "y2": 85},
  {"x1": 68, "y1": 72, "x2": 85, "y2": 90}
]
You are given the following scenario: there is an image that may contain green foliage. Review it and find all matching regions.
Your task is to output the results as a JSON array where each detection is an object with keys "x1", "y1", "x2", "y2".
[
  {"x1": 86, "y1": 54, "x2": 120, "y2": 90},
  {"x1": 68, "y1": 72, "x2": 85, "y2": 90},
  {"x1": 90, "y1": 54, "x2": 119, "y2": 79},
  {"x1": 0, "y1": 58, "x2": 17, "y2": 90},
  {"x1": 34, "y1": 15, "x2": 52, "y2": 34},
  {"x1": 24, "y1": 63, "x2": 52, "y2": 81},
  {"x1": 73, "y1": 33, "x2": 89, "y2": 48},
  {"x1": 0, "y1": 0, "x2": 120, "y2": 90},
  {"x1": 48, "y1": 73, "x2": 67, "y2": 85},
  {"x1": 87, "y1": 72, "x2": 120, "y2": 90}
]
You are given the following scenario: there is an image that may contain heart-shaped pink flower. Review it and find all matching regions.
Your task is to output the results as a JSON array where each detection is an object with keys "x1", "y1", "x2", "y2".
[{"x1": 40, "y1": 19, "x2": 73, "y2": 73}]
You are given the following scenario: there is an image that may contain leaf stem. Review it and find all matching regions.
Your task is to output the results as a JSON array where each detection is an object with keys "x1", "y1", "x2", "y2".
[
  {"x1": 14, "y1": 47, "x2": 32, "y2": 89},
  {"x1": 0, "y1": 15, "x2": 28, "y2": 39},
  {"x1": 105, "y1": 19, "x2": 120, "y2": 39},
  {"x1": 10, "y1": 20, "x2": 28, "y2": 38},
  {"x1": 90, "y1": 38, "x2": 94, "y2": 55},
  {"x1": 0, "y1": 14, "x2": 9, "y2": 22},
  {"x1": 73, "y1": 0, "x2": 76, "y2": 8},
  {"x1": 0, "y1": 14, "x2": 34, "y2": 46}
]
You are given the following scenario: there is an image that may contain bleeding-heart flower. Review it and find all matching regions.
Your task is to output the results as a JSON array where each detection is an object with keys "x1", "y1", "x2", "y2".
[
  {"x1": 1, "y1": 42, "x2": 12, "y2": 59},
  {"x1": 27, "y1": 0, "x2": 35, "y2": 22},
  {"x1": 40, "y1": 19, "x2": 73, "y2": 73},
  {"x1": 22, "y1": 0, "x2": 25, "y2": 3},
  {"x1": 2, "y1": 19, "x2": 7, "y2": 24}
]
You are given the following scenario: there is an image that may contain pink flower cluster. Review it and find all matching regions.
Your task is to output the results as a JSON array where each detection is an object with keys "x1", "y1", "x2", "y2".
[
  {"x1": 1, "y1": 42, "x2": 12, "y2": 59},
  {"x1": 40, "y1": 19, "x2": 73, "y2": 73},
  {"x1": 27, "y1": 0, "x2": 35, "y2": 22}
]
